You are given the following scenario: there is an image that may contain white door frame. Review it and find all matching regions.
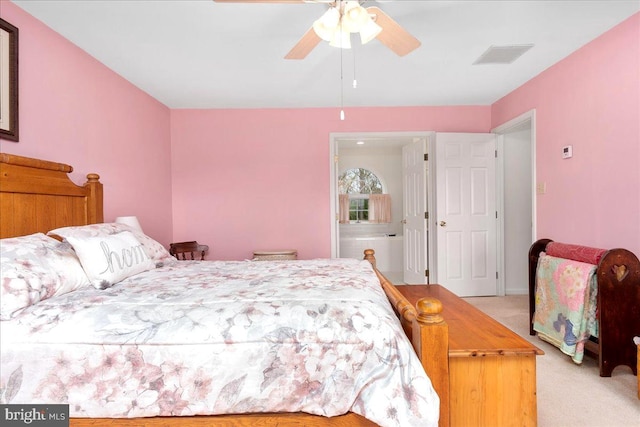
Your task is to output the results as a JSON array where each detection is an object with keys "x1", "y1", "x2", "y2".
[
  {"x1": 492, "y1": 109, "x2": 537, "y2": 295},
  {"x1": 329, "y1": 131, "x2": 436, "y2": 281}
]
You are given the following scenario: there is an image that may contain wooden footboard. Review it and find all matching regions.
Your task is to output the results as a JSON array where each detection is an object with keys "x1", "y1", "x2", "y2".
[
  {"x1": 364, "y1": 249, "x2": 450, "y2": 427},
  {"x1": 529, "y1": 239, "x2": 640, "y2": 376}
]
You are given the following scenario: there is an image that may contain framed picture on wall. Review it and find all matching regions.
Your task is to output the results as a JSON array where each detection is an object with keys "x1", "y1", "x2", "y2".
[{"x1": 0, "y1": 18, "x2": 18, "y2": 142}]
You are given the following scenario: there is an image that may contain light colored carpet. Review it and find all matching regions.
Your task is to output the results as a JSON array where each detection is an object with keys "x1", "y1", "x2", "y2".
[{"x1": 464, "y1": 295, "x2": 640, "y2": 427}]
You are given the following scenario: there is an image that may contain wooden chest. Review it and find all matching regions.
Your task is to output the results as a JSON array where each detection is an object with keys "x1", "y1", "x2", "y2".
[{"x1": 397, "y1": 285, "x2": 543, "y2": 427}]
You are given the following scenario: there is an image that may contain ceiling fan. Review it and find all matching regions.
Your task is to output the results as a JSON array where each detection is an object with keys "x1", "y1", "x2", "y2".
[{"x1": 213, "y1": 0, "x2": 421, "y2": 59}]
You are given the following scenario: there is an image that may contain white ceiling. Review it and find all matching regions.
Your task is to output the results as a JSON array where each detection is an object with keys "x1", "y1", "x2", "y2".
[{"x1": 12, "y1": 0, "x2": 640, "y2": 109}]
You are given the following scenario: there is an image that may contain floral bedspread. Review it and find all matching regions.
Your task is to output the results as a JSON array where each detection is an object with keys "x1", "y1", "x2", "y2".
[
  {"x1": 0, "y1": 259, "x2": 439, "y2": 427},
  {"x1": 533, "y1": 253, "x2": 598, "y2": 363}
]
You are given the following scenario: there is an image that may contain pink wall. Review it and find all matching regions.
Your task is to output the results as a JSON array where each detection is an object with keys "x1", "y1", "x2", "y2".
[
  {"x1": 171, "y1": 106, "x2": 491, "y2": 260},
  {"x1": 5, "y1": 0, "x2": 637, "y2": 261},
  {"x1": 0, "y1": 2, "x2": 174, "y2": 247},
  {"x1": 492, "y1": 13, "x2": 640, "y2": 256}
]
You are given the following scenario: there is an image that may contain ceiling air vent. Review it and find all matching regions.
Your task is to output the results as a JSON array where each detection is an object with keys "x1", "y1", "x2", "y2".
[{"x1": 473, "y1": 44, "x2": 534, "y2": 65}]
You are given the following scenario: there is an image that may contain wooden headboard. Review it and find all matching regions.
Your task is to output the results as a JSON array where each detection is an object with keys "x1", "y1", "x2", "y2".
[{"x1": 0, "y1": 153, "x2": 103, "y2": 238}]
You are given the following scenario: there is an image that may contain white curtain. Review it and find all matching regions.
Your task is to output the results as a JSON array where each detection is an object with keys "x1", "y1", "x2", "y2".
[
  {"x1": 338, "y1": 194, "x2": 350, "y2": 223},
  {"x1": 369, "y1": 194, "x2": 392, "y2": 223}
]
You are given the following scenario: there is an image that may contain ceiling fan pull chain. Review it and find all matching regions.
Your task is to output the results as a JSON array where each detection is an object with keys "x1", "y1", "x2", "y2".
[{"x1": 353, "y1": 46, "x2": 358, "y2": 89}]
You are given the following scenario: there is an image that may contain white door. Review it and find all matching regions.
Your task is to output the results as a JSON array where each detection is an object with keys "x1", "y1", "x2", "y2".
[
  {"x1": 436, "y1": 133, "x2": 497, "y2": 296},
  {"x1": 402, "y1": 138, "x2": 428, "y2": 284}
]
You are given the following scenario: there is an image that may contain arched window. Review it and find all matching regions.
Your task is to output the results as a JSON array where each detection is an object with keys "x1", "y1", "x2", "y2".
[
  {"x1": 339, "y1": 168, "x2": 383, "y2": 195},
  {"x1": 338, "y1": 168, "x2": 384, "y2": 222}
]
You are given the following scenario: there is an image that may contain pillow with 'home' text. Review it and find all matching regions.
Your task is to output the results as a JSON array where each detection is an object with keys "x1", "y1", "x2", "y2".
[
  {"x1": 66, "y1": 231, "x2": 155, "y2": 290},
  {"x1": 48, "y1": 223, "x2": 176, "y2": 267}
]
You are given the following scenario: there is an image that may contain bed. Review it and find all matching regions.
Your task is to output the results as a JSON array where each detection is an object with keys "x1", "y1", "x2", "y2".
[
  {"x1": 528, "y1": 238, "x2": 640, "y2": 377},
  {"x1": 0, "y1": 153, "x2": 451, "y2": 427}
]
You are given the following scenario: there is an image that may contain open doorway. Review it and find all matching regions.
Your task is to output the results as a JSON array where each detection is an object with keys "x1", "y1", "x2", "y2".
[
  {"x1": 494, "y1": 110, "x2": 536, "y2": 295},
  {"x1": 329, "y1": 132, "x2": 433, "y2": 284},
  {"x1": 329, "y1": 120, "x2": 535, "y2": 293}
]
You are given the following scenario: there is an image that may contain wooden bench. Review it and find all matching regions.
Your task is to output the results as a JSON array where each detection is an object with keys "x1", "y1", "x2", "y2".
[{"x1": 397, "y1": 285, "x2": 543, "y2": 427}]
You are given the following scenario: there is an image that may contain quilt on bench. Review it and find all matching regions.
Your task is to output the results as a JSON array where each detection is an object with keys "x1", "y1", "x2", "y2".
[{"x1": 533, "y1": 253, "x2": 598, "y2": 363}]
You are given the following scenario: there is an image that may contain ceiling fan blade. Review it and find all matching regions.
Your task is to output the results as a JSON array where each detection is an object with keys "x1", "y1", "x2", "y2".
[
  {"x1": 366, "y1": 6, "x2": 421, "y2": 56},
  {"x1": 285, "y1": 27, "x2": 322, "y2": 59}
]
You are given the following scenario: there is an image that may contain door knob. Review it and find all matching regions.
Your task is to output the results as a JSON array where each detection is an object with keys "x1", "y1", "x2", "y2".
[
  {"x1": 440, "y1": 221, "x2": 447, "y2": 227},
  {"x1": 401, "y1": 219, "x2": 407, "y2": 224}
]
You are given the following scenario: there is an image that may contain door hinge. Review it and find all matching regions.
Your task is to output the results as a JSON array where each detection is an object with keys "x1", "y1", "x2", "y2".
[
  {"x1": 425, "y1": 212, "x2": 429, "y2": 219},
  {"x1": 334, "y1": 155, "x2": 339, "y2": 163},
  {"x1": 424, "y1": 153, "x2": 428, "y2": 161},
  {"x1": 425, "y1": 269, "x2": 429, "y2": 277},
  {"x1": 495, "y1": 150, "x2": 498, "y2": 158},
  {"x1": 496, "y1": 211, "x2": 498, "y2": 219},
  {"x1": 496, "y1": 271, "x2": 499, "y2": 279}
]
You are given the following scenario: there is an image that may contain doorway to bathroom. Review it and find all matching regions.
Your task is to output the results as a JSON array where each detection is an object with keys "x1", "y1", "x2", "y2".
[{"x1": 329, "y1": 131, "x2": 435, "y2": 284}]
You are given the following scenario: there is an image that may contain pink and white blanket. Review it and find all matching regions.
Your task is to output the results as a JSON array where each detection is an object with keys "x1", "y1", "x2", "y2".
[
  {"x1": 0, "y1": 259, "x2": 439, "y2": 427},
  {"x1": 533, "y1": 253, "x2": 598, "y2": 363}
]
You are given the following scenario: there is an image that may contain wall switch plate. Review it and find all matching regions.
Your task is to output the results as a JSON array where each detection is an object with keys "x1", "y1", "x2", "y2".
[
  {"x1": 536, "y1": 182, "x2": 546, "y2": 194},
  {"x1": 562, "y1": 145, "x2": 573, "y2": 159}
]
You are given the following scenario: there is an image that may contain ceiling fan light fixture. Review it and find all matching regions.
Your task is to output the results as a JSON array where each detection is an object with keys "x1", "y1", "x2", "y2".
[
  {"x1": 359, "y1": 18, "x2": 382, "y2": 44},
  {"x1": 329, "y1": 28, "x2": 351, "y2": 49},
  {"x1": 341, "y1": 1, "x2": 368, "y2": 33},
  {"x1": 311, "y1": 2, "x2": 381, "y2": 50},
  {"x1": 313, "y1": 7, "x2": 340, "y2": 41}
]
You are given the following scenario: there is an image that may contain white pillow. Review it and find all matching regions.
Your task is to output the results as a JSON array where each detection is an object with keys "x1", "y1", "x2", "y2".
[
  {"x1": 66, "y1": 231, "x2": 155, "y2": 290},
  {"x1": 48, "y1": 223, "x2": 176, "y2": 267}
]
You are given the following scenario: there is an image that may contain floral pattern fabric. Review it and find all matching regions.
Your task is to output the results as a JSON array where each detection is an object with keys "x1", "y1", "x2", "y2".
[
  {"x1": 0, "y1": 259, "x2": 439, "y2": 427},
  {"x1": 0, "y1": 233, "x2": 90, "y2": 320},
  {"x1": 533, "y1": 253, "x2": 598, "y2": 363}
]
